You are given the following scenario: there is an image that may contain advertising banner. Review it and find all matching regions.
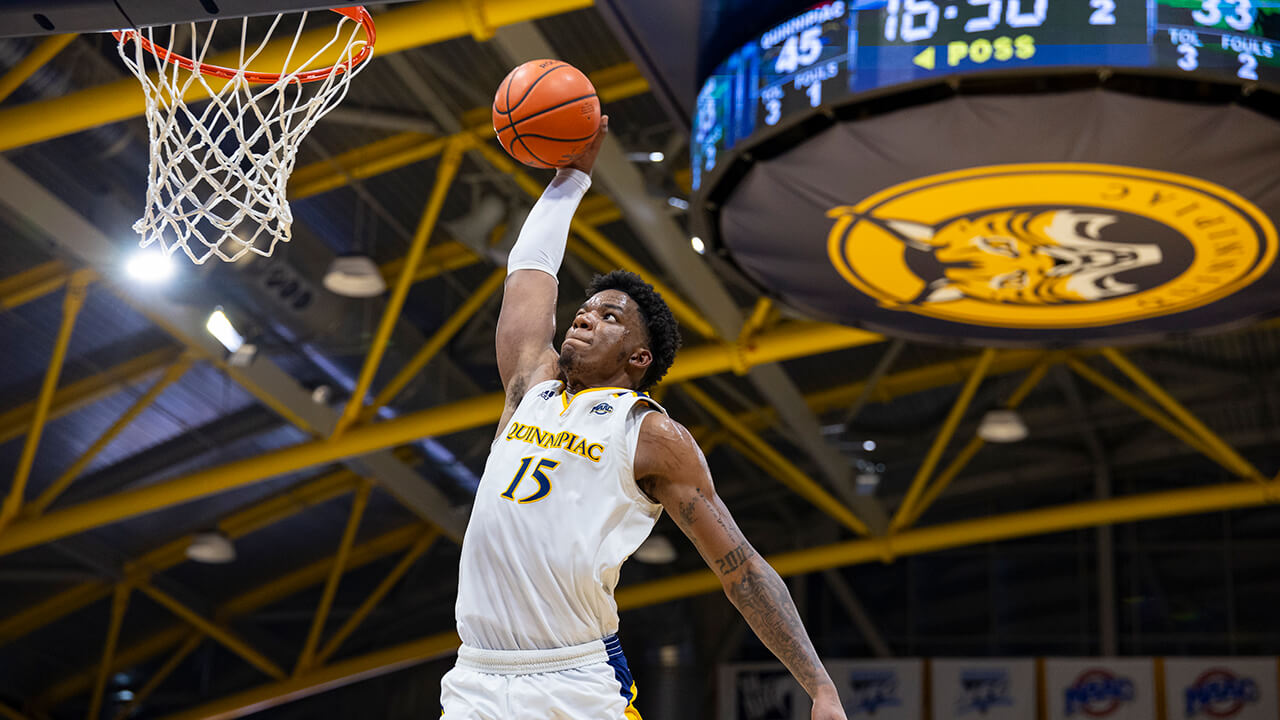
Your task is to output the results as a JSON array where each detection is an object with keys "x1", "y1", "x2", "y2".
[
  {"x1": 1163, "y1": 657, "x2": 1279, "y2": 720},
  {"x1": 931, "y1": 658, "x2": 1037, "y2": 719},
  {"x1": 1045, "y1": 658, "x2": 1156, "y2": 720},
  {"x1": 720, "y1": 662, "x2": 805, "y2": 720},
  {"x1": 826, "y1": 659, "x2": 924, "y2": 719}
]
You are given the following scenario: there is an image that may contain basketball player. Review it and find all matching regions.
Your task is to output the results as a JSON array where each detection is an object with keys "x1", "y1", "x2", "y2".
[{"x1": 441, "y1": 117, "x2": 847, "y2": 720}]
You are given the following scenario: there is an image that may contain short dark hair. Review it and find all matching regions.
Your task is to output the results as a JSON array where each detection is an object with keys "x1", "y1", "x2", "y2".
[{"x1": 586, "y1": 270, "x2": 682, "y2": 391}]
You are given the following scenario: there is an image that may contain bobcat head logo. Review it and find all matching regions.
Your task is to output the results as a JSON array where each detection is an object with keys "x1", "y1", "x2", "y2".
[
  {"x1": 822, "y1": 164, "x2": 1274, "y2": 332},
  {"x1": 873, "y1": 209, "x2": 1164, "y2": 306}
]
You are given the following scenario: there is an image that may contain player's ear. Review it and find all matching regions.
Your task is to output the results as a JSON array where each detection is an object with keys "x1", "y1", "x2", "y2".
[{"x1": 629, "y1": 347, "x2": 653, "y2": 372}]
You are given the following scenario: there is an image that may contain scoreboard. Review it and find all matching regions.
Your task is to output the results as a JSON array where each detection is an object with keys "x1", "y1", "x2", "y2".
[{"x1": 692, "y1": 0, "x2": 1280, "y2": 190}]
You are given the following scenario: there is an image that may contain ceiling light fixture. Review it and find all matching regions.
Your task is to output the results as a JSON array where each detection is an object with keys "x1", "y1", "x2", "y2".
[
  {"x1": 125, "y1": 249, "x2": 174, "y2": 283},
  {"x1": 648, "y1": 151, "x2": 665, "y2": 163},
  {"x1": 978, "y1": 409, "x2": 1029, "y2": 443},
  {"x1": 690, "y1": 236, "x2": 705, "y2": 254},
  {"x1": 633, "y1": 534, "x2": 677, "y2": 564},
  {"x1": 323, "y1": 254, "x2": 387, "y2": 298},
  {"x1": 206, "y1": 308, "x2": 244, "y2": 353},
  {"x1": 185, "y1": 529, "x2": 236, "y2": 564}
]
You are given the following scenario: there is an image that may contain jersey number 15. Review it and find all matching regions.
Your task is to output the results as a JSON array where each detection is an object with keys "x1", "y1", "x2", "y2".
[{"x1": 500, "y1": 456, "x2": 558, "y2": 504}]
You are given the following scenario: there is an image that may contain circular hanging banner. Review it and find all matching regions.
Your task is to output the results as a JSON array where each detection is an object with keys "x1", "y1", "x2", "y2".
[
  {"x1": 826, "y1": 163, "x2": 1276, "y2": 330},
  {"x1": 713, "y1": 92, "x2": 1280, "y2": 345}
]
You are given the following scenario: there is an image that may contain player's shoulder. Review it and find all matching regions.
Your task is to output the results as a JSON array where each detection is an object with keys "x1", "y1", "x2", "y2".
[{"x1": 638, "y1": 410, "x2": 696, "y2": 451}]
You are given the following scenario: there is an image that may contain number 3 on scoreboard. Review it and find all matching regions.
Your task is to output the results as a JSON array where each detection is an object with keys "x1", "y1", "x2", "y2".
[{"x1": 501, "y1": 456, "x2": 558, "y2": 504}]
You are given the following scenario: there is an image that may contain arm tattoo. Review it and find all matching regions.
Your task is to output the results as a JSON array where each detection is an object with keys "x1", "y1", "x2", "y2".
[
  {"x1": 715, "y1": 541, "x2": 754, "y2": 574},
  {"x1": 726, "y1": 559, "x2": 834, "y2": 699}
]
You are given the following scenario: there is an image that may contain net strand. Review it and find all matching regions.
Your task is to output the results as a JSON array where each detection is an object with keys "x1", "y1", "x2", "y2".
[{"x1": 117, "y1": 11, "x2": 371, "y2": 263}]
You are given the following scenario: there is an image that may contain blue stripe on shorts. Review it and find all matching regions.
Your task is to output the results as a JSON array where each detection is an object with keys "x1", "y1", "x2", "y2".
[{"x1": 603, "y1": 634, "x2": 634, "y2": 705}]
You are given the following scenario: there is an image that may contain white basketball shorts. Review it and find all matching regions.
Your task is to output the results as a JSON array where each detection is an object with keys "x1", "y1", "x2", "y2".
[{"x1": 441, "y1": 634, "x2": 642, "y2": 719}]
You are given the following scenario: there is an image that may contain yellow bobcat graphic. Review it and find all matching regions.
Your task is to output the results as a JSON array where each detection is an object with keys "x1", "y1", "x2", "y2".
[{"x1": 877, "y1": 209, "x2": 1163, "y2": 305}]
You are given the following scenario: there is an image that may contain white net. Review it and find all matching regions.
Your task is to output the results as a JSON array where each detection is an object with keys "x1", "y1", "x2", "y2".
[{"x1": 117, "y1": 11, "x2": 373, "y2": 264}]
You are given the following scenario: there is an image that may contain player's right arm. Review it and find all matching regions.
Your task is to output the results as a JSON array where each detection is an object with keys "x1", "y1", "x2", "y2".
[{"x1": 494, "y1": 118, "x2": 608, "y2": 432}]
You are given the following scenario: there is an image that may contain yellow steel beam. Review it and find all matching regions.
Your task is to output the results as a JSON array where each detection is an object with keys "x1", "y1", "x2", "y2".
[
  {"x1": 900, "y1": 358, "x2": 1055, "y2": 529},
  {"x1": 295, "y1": 480, "x2": 372, "y2": 675},
  {"x1": 737, "y1": 298, "x2": 775, "y2": 346},
  {"x1": 315, "y1": 528, "x2": 440, "y2": 666},
  {"x1": 0, "y1": 346, "x2": 182, "y2": 445},
  {"x1": 87, "y1": 583, "x2": 130, "y2": 720},
  {"x1": 137, "y1": 583, "x2": 286, "y2": 681},
  {"x1": 112, "y1": 632, "x2": 203, "y2": 720},
  {"x1": 0, "y1": 260, "x2": 72, "y2": 310},
  {"x1": 332, "y1": 138, "x2": 467, "y2": 440},
  {"x1": 362, "y1": 196, "x2": 617, "y2": 298},
  {"x1": 0, "y1": 322, "x2": 879, "y2": 557},
  {"x1": 615, "y1": 478, "x2": 1280, "y2": 609},
  {"x1": 890, "y1": 348, "x2": 997, "y2": 532},
  {"x1": 0, "y1": 468, "x2": 359, "y2": 651},
  {"x1": 469, "y1": 137, "x2": 721, "y2": 340},
  {"x1": 0, "y1": 701, "x2": 29, "y2": 720},
  {"x1": 292, "y1": 136, "x2": 450, "y2": 200},
  {"x1": 39, "y1": 627, "x2": 190, "y2": 711},
  {"x1": 154, "y1": 477, "x2": 1280, "y2": 719},
  {"x1": 0, "y1": 0, "x2": 595, "y2": 152},
  {"x1": 1, "y1": 269, "x2": 93, "y2": 531},
  {"x1": 1101, "y1": 347, "x2": 1266, "y2": 482},
  {"x1": 25, "y1": 354, "x2": 196, "y2": 518},
  {"x1": 0, "y1": 33, "x2": 77, "y2": 104},
  {"x1": 363, "y1": 266, "x2": 506, "y2": 421},
  {"x1": 38, "y1": 525, "x2": 426, "y2": 708},
  {"x1": 158, "y1": 630, "x2": 462, "y2": 720},
  {"x1": 1065, "y1": 357, "x2": 1229, "y2": 470},
  {"x1": 377, "y1": 241, "x2": 483, "y2": 286},
  {"x1": 288, "y1": 62, "x2": 647, "y2": 201},
  {"x1": 0, "y1": 582, "x2": 111, "y2": 648},
  {"x1": 682, "y1": 383, "x2": 871, "y2": 536}
]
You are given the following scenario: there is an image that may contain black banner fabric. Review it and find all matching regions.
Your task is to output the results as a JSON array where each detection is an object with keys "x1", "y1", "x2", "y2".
[{"x1": 718, "y1": 90, "x2": 1280, "y2": 345}]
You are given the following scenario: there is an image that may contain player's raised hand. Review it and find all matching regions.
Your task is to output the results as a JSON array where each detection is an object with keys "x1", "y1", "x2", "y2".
[{"x1": 567, "y1": 114, "x2": 608, "y2": 175}]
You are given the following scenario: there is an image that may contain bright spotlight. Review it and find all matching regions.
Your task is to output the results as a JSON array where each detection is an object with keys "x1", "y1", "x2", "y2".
[
  {"x1": 862, "y1": 439, "x2": 876, "y2": 452},
  {"x1": 648, "y1": 151, "x2": 665, "y2": 163},
  {"x1": 206, "y1": 308, "x2": 244, "y2": 353},
  {"x1": 125, "y1": 249, "x2": 174, "y2": 283},
  {"x1": 690, "y1": 236, "x2": 705, "y2": 254},
  {"x1": 667, "y1": 196, "x2": 689, "y2": 210}
]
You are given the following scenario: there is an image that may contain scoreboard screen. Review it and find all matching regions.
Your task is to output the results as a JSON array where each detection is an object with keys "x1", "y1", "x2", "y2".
[{"x1": 692, "y1": 0, "x2": 1280, "y2": 190}]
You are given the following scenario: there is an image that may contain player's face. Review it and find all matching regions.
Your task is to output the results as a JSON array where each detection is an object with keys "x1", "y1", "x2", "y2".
[{"x1": 560, "y1": 290, "x2": 650, "y2": 387}]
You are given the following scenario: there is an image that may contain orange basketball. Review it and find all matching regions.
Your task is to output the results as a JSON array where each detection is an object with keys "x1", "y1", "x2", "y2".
[{"x1": 492, "y1": 59, "x2": 601, "y2": 169}]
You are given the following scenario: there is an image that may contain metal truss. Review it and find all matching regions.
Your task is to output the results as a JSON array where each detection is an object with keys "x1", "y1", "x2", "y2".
[
  {"x1": 0, "y1": 0, "x2": 599, "y2": 152},
  {"x1": 0, "y1": 3, "x2": 1276, "y2": 715}
]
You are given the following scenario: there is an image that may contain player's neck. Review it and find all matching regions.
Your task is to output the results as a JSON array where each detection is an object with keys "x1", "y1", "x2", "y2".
[{"x1": 563, "y1": 372, "x2": 635, "y2": 396}]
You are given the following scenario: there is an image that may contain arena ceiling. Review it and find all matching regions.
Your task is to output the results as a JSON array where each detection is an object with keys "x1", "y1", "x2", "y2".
[{"x1": 0, "y1": 2, "x2": 1277, "y2": 719}]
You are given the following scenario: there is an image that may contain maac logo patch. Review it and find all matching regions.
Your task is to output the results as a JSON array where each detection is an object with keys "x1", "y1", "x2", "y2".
[
  {"x1": 590, "y1": 402, "x2": 614, "y2": 415},
  {"x1": 826, "y1": 163, "x2": 1276, "y2": 331}
]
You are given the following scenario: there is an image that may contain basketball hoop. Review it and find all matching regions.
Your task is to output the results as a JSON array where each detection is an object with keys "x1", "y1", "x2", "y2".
[{"x1": 115, "y1": 8, "x2": 376, "y2": 264}]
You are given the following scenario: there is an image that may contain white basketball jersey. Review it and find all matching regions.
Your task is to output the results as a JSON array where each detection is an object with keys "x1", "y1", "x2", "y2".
[{"x1": 455, "y1": 380, "x2": 666, "y2": 651}]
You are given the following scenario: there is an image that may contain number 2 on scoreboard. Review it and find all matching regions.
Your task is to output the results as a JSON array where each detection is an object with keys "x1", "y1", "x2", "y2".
[
  {"x1": 1238, "y1": 52, "x2": 1258, "y2": 80},
  {"x1": 1089, "y1": 0, "x2": 1116, "y2": 25}
]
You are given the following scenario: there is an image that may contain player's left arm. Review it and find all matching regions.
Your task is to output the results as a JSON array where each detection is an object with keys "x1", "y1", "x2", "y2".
[{"x1": 635, "y1": 413, "x2": 846, "y2": 720}]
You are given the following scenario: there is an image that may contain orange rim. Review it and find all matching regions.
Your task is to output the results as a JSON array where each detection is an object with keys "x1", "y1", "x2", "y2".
[{"x1": 112, "y1": 6, "x2": 375, "y2": 84}]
